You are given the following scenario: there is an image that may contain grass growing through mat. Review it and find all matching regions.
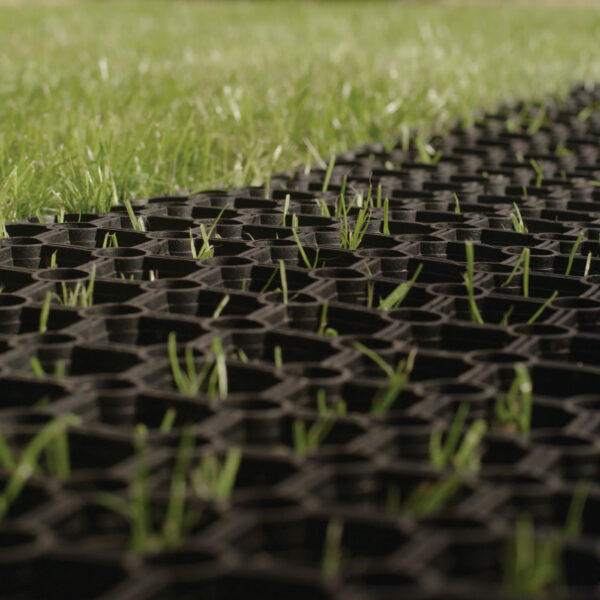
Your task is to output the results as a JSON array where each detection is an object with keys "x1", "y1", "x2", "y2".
[
  {"x1": 565, "y1": 480, "x2": 591, "y2": 539},
  {"x1": 584, "y1": 252, "x2": 592, "y2": 277},
  {"x1": 124, "y1": 199, "x2": 145, "y2": 232},
  {"x1": 386, "y1": 476, "x2": 464, "y2": 519},
  {"x1": 377, "y1": 264, "x2": 423, "y2": 311},
  {"x1": 382, "y1": 196, "x2": 391, "y2": 235},
  {"x1": 273, "y1": 345, "x2": 283, "y2": 368},
  {"x1": 168, "y1": 332, "x2": 228, "y2": 399},
  {"x1": 414, "y1": 137, "x2": 443, "y2": 165},
  {"x1": 530, "y1": 159, "x2": 544, "y2": 188},
  {"x1": 353, "y1": 342, "x2": 417, "y2": 415},
  {"x1": 29, "y1": 356, "x2": 66, "y2": 378},
  {"x1": 502, "y1": 480, "x2": 590, "y2": 597},
  {"x1": 159, "y1": 408, "x2": 177, "y2": 434},
  {"x1": 510, "y1": 203, "x2": 528, "y2": 234},
  {"x1": 321, "y1": 517, "x2": 344, "y2": 576},
  {"x1": 293, "y1": 391, "x2": 346, "y2": 455},
  {"x1": 429, "y1": 404, "x2": 487, "y2": 473},
  {"x1": 386, "y1": 404, "x2": 487, "y2": 517},
  {"x1": 317, "y1": 302, "x2": 338, "y2": 337},
  {"x1": 190, "y1": 448, "x2": 241, "y2": 502},
  {"x1": 495, "y1": 365, "x2": 533, "y2": 434},
  {"x1": 102, "y1": 232, "x2": 119, "y2": 248},
  {"x1": 212, "y1": 294, "x2": 230, "y2": 319},
  {"x1": 463, "y1": 242, "x2": 484, "y2": 325},
  {"x1": 322, "y1": 157, "x2": 336, "y2": 193},
  {"x1": 501, "y1": 247, "x2": 531, "y2": 298},
  {"x1": 56, "y1": 265, "x2": 96, "y2": 307},
  {"x1": 527, "y1": 291, "x2": 558, "y2": 325},
  {"x1": 99, "y1": 425, "x2": 194, "y2": 553},
  {"x1": 0, "y1": 414, "x2": 79, "y2": 519},
  {"x1": 502, "y1": 515, "x2": 564, "y2": 597},
  {"x1": 189, "y1": 207, "x2": 227, "y2": 260},
  {"x1": 279, "y1": 260, "x2": 288, "y2": 305},
  {"x1": 565, "y1": 233, "x2": 584, "y2": 276},
  {"x1": 453, "y1": 193, "x2": 461, "y2": 215},
  {"x1": 292, "y1": 229, "x2": 319, "y2": 270},
  {"x1": 1, "y1": 3, "x2": 600, "y2": 220},
  {"x1": 48, "y1": 251, "x2": 58, "y2": 269},
  {"x1": 338, "y1": 201, "x2": 371, "y2": 251},
  {"x1": 100, "y1": 428, "x2": 240, "y2": 554},
  {"x1": 38, "y1": 291, "x2": 52, "y2": 333}
]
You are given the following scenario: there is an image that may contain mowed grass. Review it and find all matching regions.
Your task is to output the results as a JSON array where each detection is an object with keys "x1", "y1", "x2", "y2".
[{"x1": 0, "y1": 1, "x2": 599, "y2": 220}]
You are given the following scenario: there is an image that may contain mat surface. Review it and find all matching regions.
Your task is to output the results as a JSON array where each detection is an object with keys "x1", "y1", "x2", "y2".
[{"x1": 1, "y1": 85, "x2": 600, "y2": 599}]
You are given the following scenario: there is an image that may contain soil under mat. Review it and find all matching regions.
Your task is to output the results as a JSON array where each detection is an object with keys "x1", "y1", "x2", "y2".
[{"x1": 2, "y1": 84, "x2": 600, "y2": 599}]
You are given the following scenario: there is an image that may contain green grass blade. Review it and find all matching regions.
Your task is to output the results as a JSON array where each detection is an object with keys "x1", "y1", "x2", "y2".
[
  {"x1": 565, "y1": 233, "x2": 584, "y2": 276},
  {"x1": 565, "y1": 480, "x2": 591, "y2": 538},
  {"x1": 131, "y1": 424, "x2": 151, "y2": 552},
  {"x1": 160, "y1": 408, "x2": 177, "y2": 433},
  {"x1": 259, "y1": 267, "x2": 278, "y2": 293},
  {"x1": 501, "y1": 250, "x2": 526, "y2": 289},
  {"x1": 322, "y1": 155, "x2": 335, "y2": 192},
  {"x1": 321, "y1": 518, "x2": 343, "y2": 576},
  {"x1": 0, "y1": 414, "x2": 79, "y2": 519},
  {"x1": 453, "y1": 419, "x2": 487, "y2": 472},
  {"x1": 353, "y1": 342, "x2": 394, "y2": 379},
  {"x1": 274, "y1": 345, "x2": 283, "y2": 368},
  {"x1": 383, "y1": 197, "x2": 390, "y2": 235},
  {"x1": 279, "y1": 260, "x2": 288, "y2": 304},
  {"x1": 163, "y1": 427, "x2": 194, "y2": 548},
  {"x1": 378, "y1": 263, "x2": 422, "y2": 310},
  {"x1": 29, "y1": 357, "x2": 46, "y2": 377},
  {"x1": 0, "y1": 435, "x2": 16, "y2": 471},
  {"x1": 584, "y1": 252, "x2": 592, "y2": 277},
  {"x1": 168, "y1": 332, "x2": 189, "y2": 395},
  {"x1": 523, "y1": 248, "x2": 530, "y2": 298},
  {"x1": 39, "y1": 291, "x2": 52, "y2": 334},
  {"x1": 211, "y1": 337, "x2": 228, "y2": 399},
  {"x1": 527, "y1": 291, "x2": 558, "y2": 325},
  {"x1": 453, "y1": 192, "x2": 461, "y2": 214},
  {"x1": 212, "y1": 294, "x2": 230, "y2": 318},
  {"x1": 292, "y1": 420, "x2": 308, "y2": 455},
  {"x1": 216, "y1": 448, "x2": 241, "y2": 499},
  {"x1": 282, "y1": 193, "x2": 290, "y2": 226}
]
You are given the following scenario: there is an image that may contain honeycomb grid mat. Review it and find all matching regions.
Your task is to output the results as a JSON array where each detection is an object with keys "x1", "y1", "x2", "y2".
[{"x1": 2, "y1": 84, "x2": 600, "y2": 599}]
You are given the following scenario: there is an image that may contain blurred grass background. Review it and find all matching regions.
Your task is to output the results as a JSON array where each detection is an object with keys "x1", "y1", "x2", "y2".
[{"x1": 0, "y1": 1, "x2": 599, "y2": 218}]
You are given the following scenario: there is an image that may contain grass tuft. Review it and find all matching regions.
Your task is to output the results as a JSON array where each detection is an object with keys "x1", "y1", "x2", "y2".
[
  {"x1": 378, "y1": 264, "x2": 422, "y2": 311},
  {"x1": 429, "y1": 404, "x2": 487, "y2": 473},
  {"x1": 495, "y1": 365, "x2": 533, "y2": 434},
  {"x1": 0, "y1": 414, "x2": 79, "y2": 519},
  {"x1": 293, "y1": 394, "x2": 346, "y2": 455}
]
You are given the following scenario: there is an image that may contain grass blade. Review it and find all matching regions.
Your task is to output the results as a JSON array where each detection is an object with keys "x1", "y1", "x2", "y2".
[
  {"x1": 321, "y1": 518, "x2": 343, "y2": 576},
  {"x1": 383, "y1": 197, "x2": 390, "y2": 235},
  {"x1": 279, "y1": 260, "x2": 288, "y2": 304},
  {"x1": 565, "y1": 233, "x2": 584, "y2": 276},
  {"x1": 212, "y1": 294, "x2": 230, "y2": 318},
  {"x1": 378, "y1": 264, "x2": 422, "y2": 310},
  {"x1": 322, "y1": 155, "x2": 335, "y2": 192},
  {"x1": 162, "y1": 427, "x2": 194, "y2": 548},
  {"x1": 527, "y1": 291, "x2": 558, "y2": 325},
  {"x1": 565, "y1": 480, "x2": 590, "y2": 538},
  {"x1": 464, "y1": 242, "x2": 484, "y2": 324},
  {"x1": 39, "y1": 291, "x2": 52, "y2": 334},
  {"x1": 159, "y1": 408, "x2": 177, "y2": 433}
]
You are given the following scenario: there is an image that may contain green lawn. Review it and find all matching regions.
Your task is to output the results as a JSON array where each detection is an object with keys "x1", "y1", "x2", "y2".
[{"x1": 0, "y1": 1, "x2": 599, "y2": 220}]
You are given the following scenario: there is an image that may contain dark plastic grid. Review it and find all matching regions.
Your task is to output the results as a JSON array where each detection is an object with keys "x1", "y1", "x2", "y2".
[{"x1": 1, "y1": 85, "x2": 600, "y2": 599}]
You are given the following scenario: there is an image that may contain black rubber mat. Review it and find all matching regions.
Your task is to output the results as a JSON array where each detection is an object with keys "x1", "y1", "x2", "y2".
[{"x1": 1, "y1": 84, "x2": 600, "y2": 599}]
